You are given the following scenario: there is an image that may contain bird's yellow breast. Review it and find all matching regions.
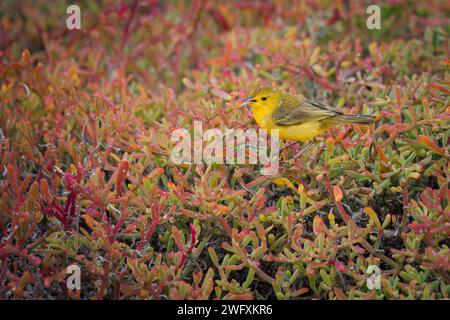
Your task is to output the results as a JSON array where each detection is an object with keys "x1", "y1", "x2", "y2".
[{"x1": 251, "y1": 106, "x2": 329, "y2": 141}]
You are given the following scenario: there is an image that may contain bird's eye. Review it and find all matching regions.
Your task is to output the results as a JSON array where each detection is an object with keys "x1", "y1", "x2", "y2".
[{"x1": 261, "y1": 96, "x2": 267, "y2": 101}]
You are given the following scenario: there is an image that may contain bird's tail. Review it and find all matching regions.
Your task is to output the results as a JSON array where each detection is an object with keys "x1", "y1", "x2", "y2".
[{"x1": 335, "y1": 114, "x2": 375, "y2": 124}]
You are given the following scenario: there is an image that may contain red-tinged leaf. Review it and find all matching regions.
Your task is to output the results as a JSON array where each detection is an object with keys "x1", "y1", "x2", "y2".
[
  {"x1": 334, "y1": 260, "x2": 347, "y2": 272},
  {"x1": 351, "y1": 245, "x2": 366, "y2": 254},
  {"x1": 292, "y1": 225, "x2": 303, "y2": 243},
  {"x1": 182, "y1": 77, "x2": 196, "y2": 89},
  {"x1": 115, "y1": 160, "x2": 129, "y2": 196},
  {"x1": 210, "y1": 88, "x2": 232, "y2": 100},
  {"x1": 306, "y1": 265, "x2": 316, "y2": 276},
  {"x1": 43, "y1": 276, "x2": 52, "y2": 288},
  {"x1": 124, "y1": 223, "x2": 137, "y2": 233},
  {"x1": 395, "y1": 123, "x2": 414, "y2": 132},
  {"x1": 313, "y1": 215, "x2": 327, "y2": 235},
  {"x1": 19, "y1": 271, "x2": 31, "y2": 290},
  {"x1": 429, "y1": 83, "x2": 450, "y2": 95},
  {"x1": 208, "y1": 7, "x2": 230, "y2": 31},
  {"x1": 148, "y1": 167, "x2": 164, "y2": 179},
  {"x1": 7, "y1": 163, "x2": 18, "y2": 193},
  {"x1": 215, "y1": 204, "x2": 228, "y2": 215},
  {"x1": 333, "y1": 185, "x2": 343, "y2": 202},
  {"x1": 0, "y1": 244, "x2": 19, "y2": 258},
  {"x1": 187, "y1": 223, "x2": 196, "y2": 254},
  {"x1": 225, "y1": 293, "x2": 253, "y2": 300},
  {"x1": 237, "y1": 228, "x2": 250, "y2": 241},
  {"x1": 81, "y1": 214, "x2": 103, "y2": 234},
  {"x1": 334, "y1": 287, "x2": 347, "y2": 300},
  {"x1": 374, "y1": 143, "x2": 388, "y2": 162},
  {"x1": 40, "y1": 178, "x2": 50, "y2": 200},
  {"x1": 417, "y1": 135, "x2": 447, "y2": 158},
  {"x1": 27, "y1": 254, "x2": 42, "y2": 267},
  {"x1": 407, "y1": 222, "x2": 426, "y2": 232},
  {"x1": 172, "y1": 226, "x2": 185, "y2": 252}
]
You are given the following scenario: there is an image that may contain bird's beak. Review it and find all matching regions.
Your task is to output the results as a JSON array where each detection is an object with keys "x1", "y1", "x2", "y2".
[{"x1": 239, "y1": 97, "x2": 252, "y2": 107}]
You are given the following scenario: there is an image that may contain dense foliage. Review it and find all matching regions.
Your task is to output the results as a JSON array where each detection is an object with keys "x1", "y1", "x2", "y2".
[{"x1": 0, "y1": 0, "x2": 449, "y2": 299}]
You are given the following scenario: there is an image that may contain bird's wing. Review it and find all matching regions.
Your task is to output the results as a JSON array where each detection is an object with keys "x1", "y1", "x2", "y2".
[{"x1": 272, "y1": 95, "x2": 342, "y2": 126}]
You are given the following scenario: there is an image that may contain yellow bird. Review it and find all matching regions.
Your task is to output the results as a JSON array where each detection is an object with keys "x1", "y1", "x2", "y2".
[{"x1": 240, "y1": 86, "x2": 374, "y2": 141}]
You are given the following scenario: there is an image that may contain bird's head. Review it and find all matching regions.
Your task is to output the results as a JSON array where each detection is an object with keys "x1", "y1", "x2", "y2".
[{"x1": 240, "y1": 86, "x2": 281, "y2": 112}]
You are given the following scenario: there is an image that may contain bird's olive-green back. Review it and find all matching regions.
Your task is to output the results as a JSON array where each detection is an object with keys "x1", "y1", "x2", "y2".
[{"x1": 272, "y1": 93, "x2": 342, "y2": 126}]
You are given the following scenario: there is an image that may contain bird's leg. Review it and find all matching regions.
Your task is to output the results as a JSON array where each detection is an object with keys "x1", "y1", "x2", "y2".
[
  {"x1": 307, "y1": 141, "x2": 325, "y2": 169},
  {"x1": 283, "y1": 141, "x2": 314, "y2": 166},
  {"x1": 293, "y1": 142, "x2": 312, "y2": 159},
  {"x1": 281, "y1": 140, "x2": 298, "y2": 151},
  {"x1": 281, "y1": 140, "x2": 297, "y2": 162}
]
